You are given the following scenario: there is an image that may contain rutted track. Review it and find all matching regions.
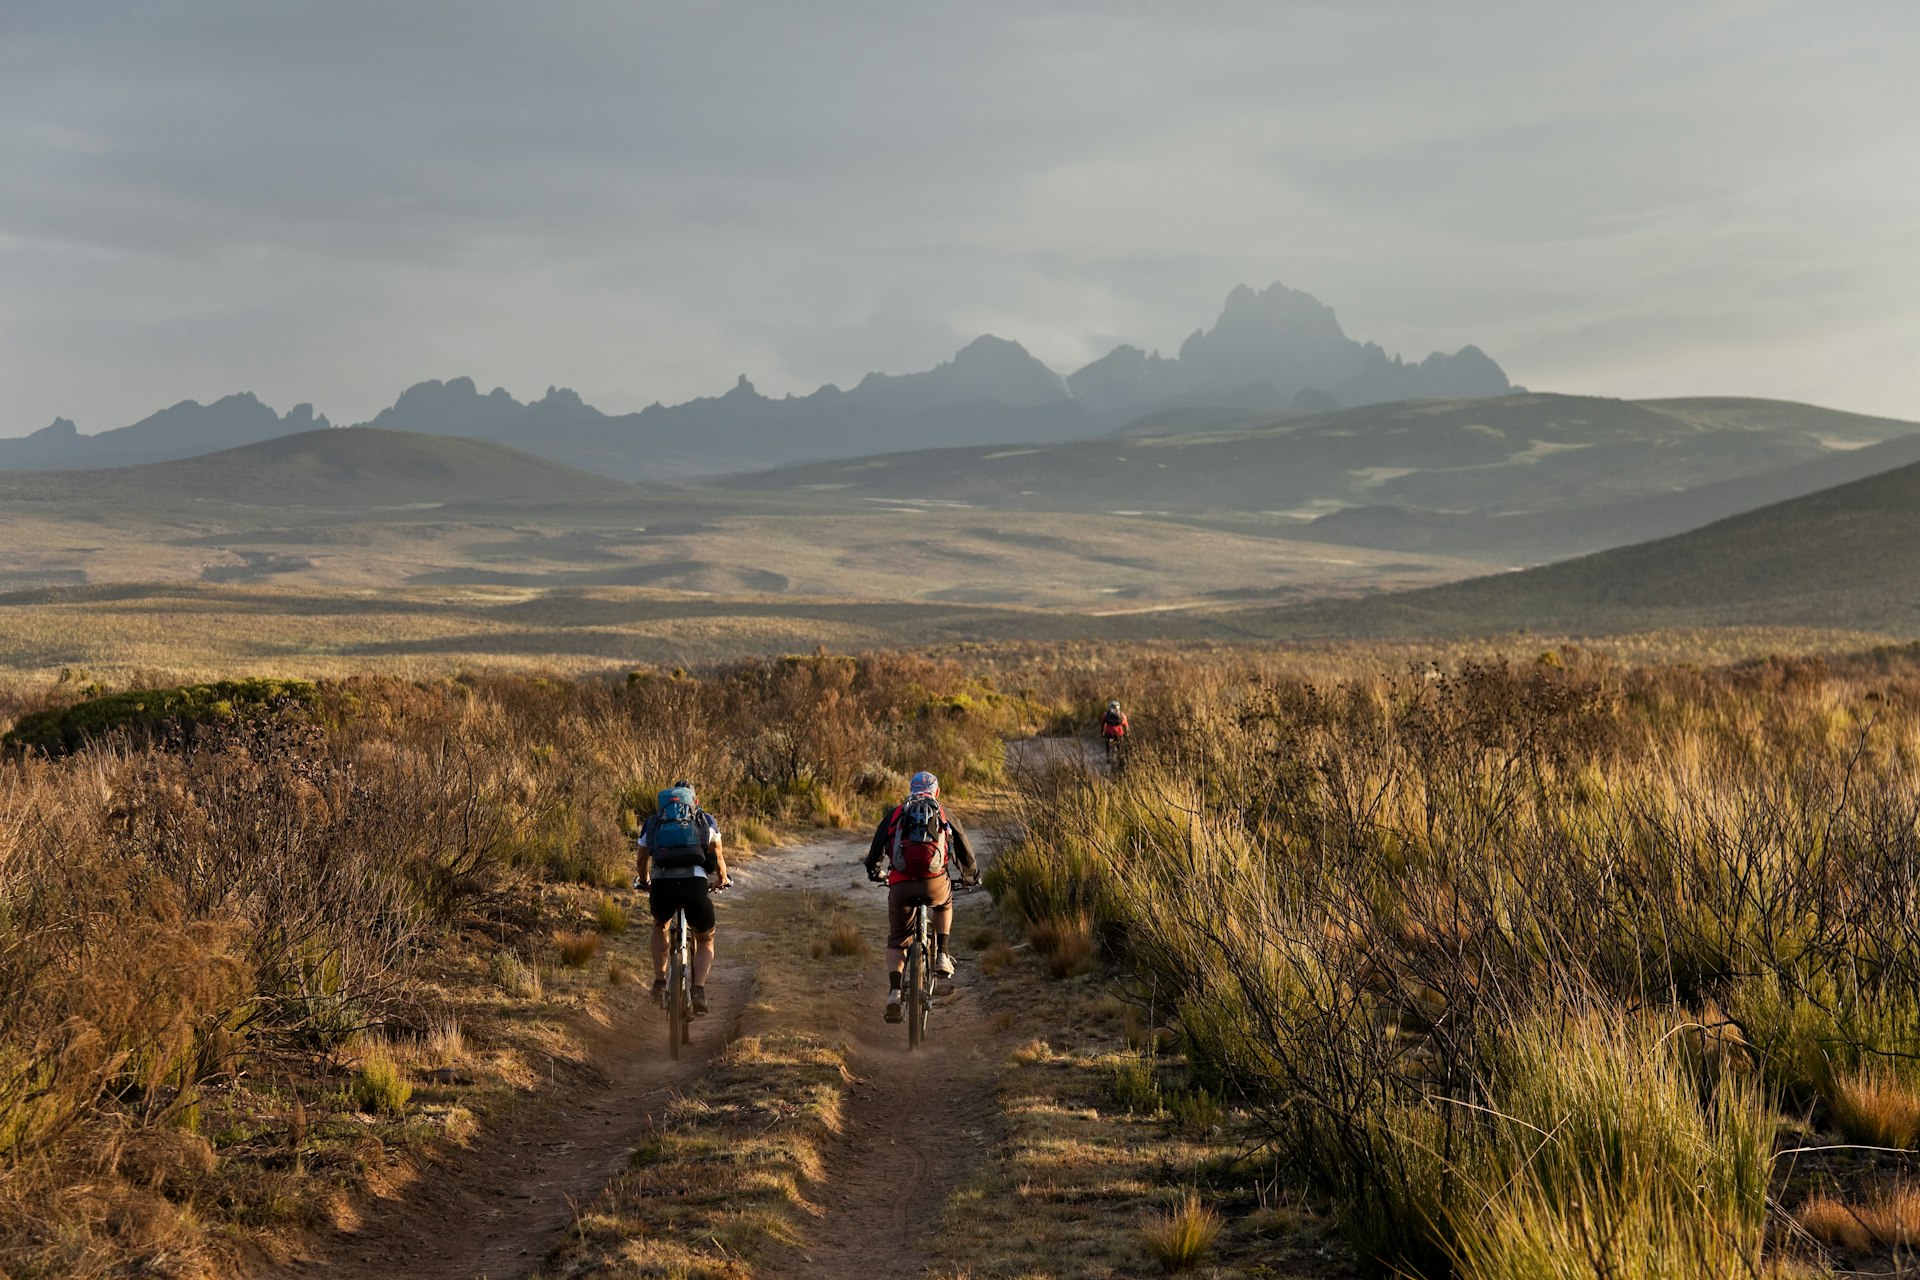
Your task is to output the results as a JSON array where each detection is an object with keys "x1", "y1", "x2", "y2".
[{"x1": 279, "y1": 829, "x2": 1011, "y2": 1279}]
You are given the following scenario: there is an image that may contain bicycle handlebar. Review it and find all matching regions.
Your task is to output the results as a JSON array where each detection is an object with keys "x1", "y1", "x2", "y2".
[{"x1": 867, "y1": 874, "x2": 981, "y2": 890}]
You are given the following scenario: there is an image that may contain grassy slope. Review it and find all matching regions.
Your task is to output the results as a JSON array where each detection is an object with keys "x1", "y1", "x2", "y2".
[
  {"x1": 0, "y1": 428, "x2": 640, "y2": 511},
  {"x1": 1250, "y1": 457, "x2": 1920, "y2": 637}
]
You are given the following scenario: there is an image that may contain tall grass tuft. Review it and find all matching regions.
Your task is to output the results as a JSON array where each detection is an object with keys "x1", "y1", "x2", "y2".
[
  {"x1": 1830, "y1": 1068, "x2": 1920, "y2": 1148},
  {"x1": 557, "y1": 931, "x2": 602, "y2": 969},
  {"x1": 1141, "y1": 1192, "x2": 1221, "y2": 1272},
  {"x1": 595, "y1": 896, "x2": 629, "y2": 934},
  {"x1": 353, "y1": 1043, "x2": 412, "y2": 1117}
]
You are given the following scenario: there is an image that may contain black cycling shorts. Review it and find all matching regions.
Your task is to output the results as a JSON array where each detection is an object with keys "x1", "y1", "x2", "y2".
[{"x1": 648, "y1": 878, "x2": 715, "y2": 933}]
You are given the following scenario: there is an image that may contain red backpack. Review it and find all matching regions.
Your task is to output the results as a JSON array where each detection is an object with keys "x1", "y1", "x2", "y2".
[{"x1": 888, "y1": 797, "x2": 950, "y2": 878}]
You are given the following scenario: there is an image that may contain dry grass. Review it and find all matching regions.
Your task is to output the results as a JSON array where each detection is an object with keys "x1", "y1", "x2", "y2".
[
  {"x1": 1799, "y1": 1183, "x2": 1920, "y2": 1253},
  {"x1": 991, "y1": 646, "x2": 1920, "y2": 1274},
  {"x1": 1829, "y1": 1069, "x2": 1920, "y2": 1148},
  {"x1": 978, "y1": 941, "x2": 1019, "y2": 976},
  {"x1": 825, "y1": 917, "x2": 867, "y2": 957},
  {"x1": 490, "y1": 950, "x2": 544, "y2": 1000},
  {"x1": 1798, "y1": 1195, "x2": 1875, "y2": 1253},
  {"x1": 594, "y1": 896, "x2": 629, "y2": 934},
  {"x1": 1025, "y1": 911, "x2": 1098, "y2": 978},
  {"x1": 937, "y1": 946, "x2": 1348, "y2": 1279},
  {"x1": 1142, "y1": 1192, "x2": 1222, "y2": 1272},
  {"x1": 424, "y1": 1016, "x2": 466, "y2": 1067},
  {"x1": 556, "y1": 931, "x2": 603, "y2": 969}
]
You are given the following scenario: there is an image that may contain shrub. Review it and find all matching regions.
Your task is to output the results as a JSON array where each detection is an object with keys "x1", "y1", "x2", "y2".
[
  {"x1": 557, "y1": 931, "x2": 602, "y2": 969},
  {"x1": 4, "y1": 678, "x2": 317, "y2": 755},
  {"x1": 1026, "y1": 911, "x2": 1098, "y2": 979},
  {"x1": 1111, "y1": 1058, "x2": 1162, "y2": 1116},
  {"x1": 353, "y1": 1047, "x2": 412, "y2": 1117},
  {"x1": 490, "y1": 951, "x2": 543, "y2": 1000},
  {"x1": 1141, "y1": 1192, "x2": 1220, "y2": 1272},
  {"x1": 826, "y1": 919, "x2": 867, "y2": 957},
  {"x1": 1831, "y1": 1069, "x2": 1920, "y2": 1148},
  {"x1": 596, "y1": 896, "x2": 629, "y2": 934}
]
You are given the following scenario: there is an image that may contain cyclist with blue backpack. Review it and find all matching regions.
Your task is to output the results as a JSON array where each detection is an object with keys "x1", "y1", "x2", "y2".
[
  {"x1": 635, "y1": 781, "x2": 730, "y2": 1015},
  {"x1": 862, "y1": 771, "x2": 979, "y2": 1022}
]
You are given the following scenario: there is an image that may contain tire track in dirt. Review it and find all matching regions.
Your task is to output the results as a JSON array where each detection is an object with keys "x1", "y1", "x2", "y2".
[
  {"x1": 276, "y1": 831, "x2": 1011, "y2": 1279},
  {"x1": 272, "y1": 857, "x2": 788, "y2": 1280},
  {"x1": 747, "y1": 839, "x2": 1009, "y2": 1280}
]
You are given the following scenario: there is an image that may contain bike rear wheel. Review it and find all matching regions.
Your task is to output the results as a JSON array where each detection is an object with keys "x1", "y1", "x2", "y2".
[{"x1": 668, "y1": 912, "x2": 688, "y2": 1059}]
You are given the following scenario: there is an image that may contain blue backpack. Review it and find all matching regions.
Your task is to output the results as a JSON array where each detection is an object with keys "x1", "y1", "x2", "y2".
[{"x1": 650, "y1": 787, "x2": 706, "y2": 870}]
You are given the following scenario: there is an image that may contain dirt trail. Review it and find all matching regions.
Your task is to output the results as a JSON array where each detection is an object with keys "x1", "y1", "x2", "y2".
[
  {"x1": 284, "y1": 830, "x2": 1010, "y2": 1280},
  {"x1": 276, "y1": 949, "x2": 752, "y2": 1280},
  {"x1": 734, "y1": 839, "x2": 1005, "y2": 1280}
]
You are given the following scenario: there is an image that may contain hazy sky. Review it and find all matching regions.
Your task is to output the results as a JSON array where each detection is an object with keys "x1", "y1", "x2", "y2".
[{"x1": 3, "y1": 1, "x2": 1917, "y2": 432}]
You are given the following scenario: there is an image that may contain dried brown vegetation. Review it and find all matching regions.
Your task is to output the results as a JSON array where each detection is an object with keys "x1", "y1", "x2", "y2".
[
  {"x1": 0, "y1": 651, "x2": 1023, "y2": 1277},
  {"x1": 993, "y1": 646, "x2": 1920, "y2": 1277}
]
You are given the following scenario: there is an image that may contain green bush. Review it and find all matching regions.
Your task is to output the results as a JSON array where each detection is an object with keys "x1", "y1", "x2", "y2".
[
  {"x1": 352, "y1": 1049, "x2": 412, "y2": 1117},
  {"x1": 5, "y1": 678, "x2": 317, "y2": 755}
]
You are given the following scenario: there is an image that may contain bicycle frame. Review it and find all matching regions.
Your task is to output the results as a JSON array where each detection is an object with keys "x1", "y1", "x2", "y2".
[
  {"x1": 903, "y1": 900, "x2": 934, "y2": 1049},
  {"x1": 667, "y1": 906, "x2": 692, "y2": 1058}
]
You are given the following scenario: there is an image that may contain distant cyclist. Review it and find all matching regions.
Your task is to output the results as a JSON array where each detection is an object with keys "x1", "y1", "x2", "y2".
[
  {"x1": 635, "y1": 780, "x2": 730, "y2": 1015},
  {"x1": 862, "y1": 771, "x2": 979, "y2": 1022}
]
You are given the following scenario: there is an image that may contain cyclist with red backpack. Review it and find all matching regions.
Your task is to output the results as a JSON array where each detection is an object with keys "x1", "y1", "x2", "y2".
[
  {"x1": 1101, "y1": 700, "x2": 1129, "y2": 741},
  {"x1": 862, "y1": 771, "x2": 979, "y2": 1022},
  {"x1": 635, "y1": 781, "x2": 730, "y2": 1015}
]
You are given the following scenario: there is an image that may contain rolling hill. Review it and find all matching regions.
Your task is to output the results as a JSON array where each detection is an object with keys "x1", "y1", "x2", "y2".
[
  {"x1": 709, "y1": 393, "x2": 1920, "y2": 561},
  {"x1": 1254, "y1": 457, "x2": 1920, "y2": 637},
  {"x1": 0, "y1": 428, "x2": 638, "y2": 512}
]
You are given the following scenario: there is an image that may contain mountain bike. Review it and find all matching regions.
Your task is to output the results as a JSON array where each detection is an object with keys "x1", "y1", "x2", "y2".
[
  {"x1": 639, "y1": 879, "x2": 724, "y2": 1060},
  {"x1": 664, "y1": 903, "x2": 692, "y2": 1059},
  {"x1": 887, "y1": 879, "x2": 976, "y2": 1051}
]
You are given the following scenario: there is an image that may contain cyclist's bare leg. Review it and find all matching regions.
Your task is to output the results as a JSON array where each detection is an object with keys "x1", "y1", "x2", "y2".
[
  {"x1": 932, "y1": 901, "x2": 953, "y2": 956},
  {"x1": 692, "y1": 930, "x2": 716, "y2": 986},
  {"x1": 886, "y1": 945, "x2": 906, "y2": 976},
  {"x1": 650, "y1": 920, "x2": 670, "y2": 981}
]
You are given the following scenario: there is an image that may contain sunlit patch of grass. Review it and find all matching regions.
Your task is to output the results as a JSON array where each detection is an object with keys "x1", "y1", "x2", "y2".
[
  {"x1": 593, "y1": 895, "x2": 628, "y2": 934},
  {"x1": 826, "y1": 918, "x2": 867, "y2": 957},
  {"x1": 555, "y1": 930, "x2": 601, "y2": 969},
  {"x1": 1142, "y1": 1192, "x2": 1221, "y2": 1272},
  {"x1": 1798, "y1": 1194, "x2": 1874, "y2": 1253},
  {"x1": 352, "y1": 1044, "x2": 412, "y2": 1117},
  {"x1": 1830, "y1": 1068, "x2": 1920, "y2": 1148},
  {"x1": 489, "y1": 950, "x2": 543, "y2": 999}
]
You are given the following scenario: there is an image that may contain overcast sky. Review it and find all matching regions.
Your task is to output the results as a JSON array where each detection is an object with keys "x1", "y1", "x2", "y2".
[{"x1": 3, "y1": 1, "x2": 1916, "y2": 432}]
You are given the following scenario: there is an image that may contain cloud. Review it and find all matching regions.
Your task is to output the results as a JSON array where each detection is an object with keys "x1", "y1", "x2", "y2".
[{"x1": 1, "y1": 0, "x2": 1916, "y2": 431}]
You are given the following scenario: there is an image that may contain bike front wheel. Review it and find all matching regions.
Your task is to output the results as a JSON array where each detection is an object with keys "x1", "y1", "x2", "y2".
[{"x1": 904, "y1": 939, "x2": 925, "y2": 1050}]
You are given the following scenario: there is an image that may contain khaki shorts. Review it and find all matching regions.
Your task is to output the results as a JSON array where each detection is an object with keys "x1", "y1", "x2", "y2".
[{"x1": 887, "y1": 876, "x2": 953, "y2": 950}]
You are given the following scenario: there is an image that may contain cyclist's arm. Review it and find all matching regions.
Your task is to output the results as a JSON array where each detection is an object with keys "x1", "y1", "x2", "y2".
[
  {"x1": 862, "y1": 811, "x2": 893, "y2": 876},
  {"x1": 635, "y1": 818, "x2": 653, "y2": 884},
  {"x1": 946, "y1": 818, "x2": 980, "y2": 882},
  {"x1": 700, "y1": 812, "x2": 730, "y2": 887}
]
